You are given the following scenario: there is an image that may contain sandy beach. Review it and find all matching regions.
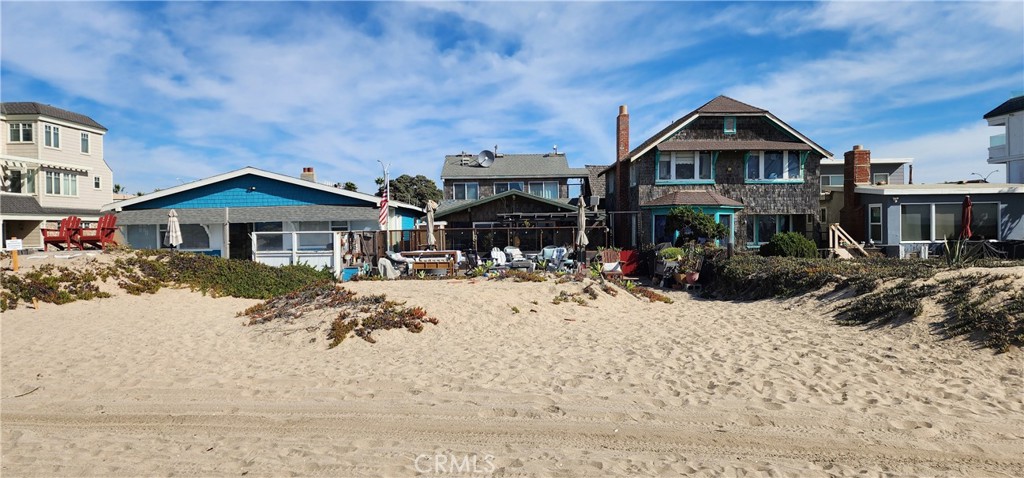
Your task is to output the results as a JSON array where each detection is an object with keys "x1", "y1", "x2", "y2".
[{"x1": 2, "y1": 257, "x2": 1023, "y2": 477}]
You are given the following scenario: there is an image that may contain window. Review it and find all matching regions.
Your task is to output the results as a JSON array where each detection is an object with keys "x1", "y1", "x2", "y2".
[
  {"x1": 45, "y1": 171, "x2": 77, "y2": 196},
  {"x1": 724, "y1": 117, "x2": 736, "y2": 134},
  {"x1": 868, "y1": 204, "x2": 882, "y2": 243},
  {"x1": 745, "y1": 214, "x2": 795, "y2": 244},
  {"x1": 900, "y1": 205, "x2": 931, "y2": 242},
  {"x1": 81, "y1": 132, "x2": 90, "y2": 153},
  {"x1": 607, "y1": 171, "x2": 615, "y2": 194},
  {"x1": 629, "y1": 164, "x2": 638, "y2": 186},
  {"x1": 254, "y1": 222, "x2": 284, "y2": 251},
  {"x1": 9, "y1": 123, "x2": 32, "y2": 142},
  {"x1": 453, "y1": 182, "x2": 479, "y2": 200},
  {"x1": 746, "y1": 151, "x2": 802, "y2": 181},
  {"x1": 44, "y1": 124, "x2": 60, "y2": 148},
  {"x1": 820, "y1": 174, "x2": 843, "y2": 187},
  {"x1": 6, "y1": 170, "x2": 23, "y2": 193},
  {"x1": 901, "y1": 203, "x2": 1000, "y2": 242},
  {"x1": 819, "y1": 207, "x2": 828, "y2": 224},
  {"x1": 296, "y1": 221, "x2": 332, "y2": 251},
  {"x1": 494, "y1": 182, "x2": 524, "y2": 194},
  {"x1": 125, "y1": 225, "x2": 158, "y2": 250},
  {"x1": 528, "y1": 181, "x2": 559, "y2": 199},
  {"x1": 872, "y1": 173, "x2": 889, "y2": 185},
  {"x1": 159, "y1": 223, "x2": 210, "y2": 250},
  {"x1": 658, "y1": 151, "x2": 713, "y2": 182},
  {"x1": 93, "y1": 176, "x2": 101, "y2": 190},
  {"x1": 330, "y1": 221, "x2": 350, "y2": 231}
]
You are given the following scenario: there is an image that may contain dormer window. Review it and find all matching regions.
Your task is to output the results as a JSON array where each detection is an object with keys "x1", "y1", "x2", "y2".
[{"x1": 724, "y1": 117, "x2": 737, "y2": 134}]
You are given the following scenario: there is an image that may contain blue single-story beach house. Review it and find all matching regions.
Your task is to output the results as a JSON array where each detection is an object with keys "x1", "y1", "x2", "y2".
[{"x1": 103, "y1": 167, "x2": 421, "y2": 260}]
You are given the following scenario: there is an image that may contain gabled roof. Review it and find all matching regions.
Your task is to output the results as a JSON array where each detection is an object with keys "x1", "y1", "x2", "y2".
[
  {"x1": 641, "y1": 191, "x2": 744, "y2": 208},
  {"x1": 622, "y1": 95, "x2": 832, "y2": 167},
  {"x1": 1, "y1": 102, "x2": 107, "y2": 131},
  {"x1": 435, "y1": 189, "x2": 578, "y2": 218},
  {"x1": 441, "y1": 153, "x2": 590, "y2": 179},
  {"x1": 657, "y1": 140, "x2": 812, "y2": 152},
  {"x1": 101, "y1": 167, "x2": 422, "y2": 212},
  {"x1": 983, "y1": 95, "x2": 1024, "y2": 119}
]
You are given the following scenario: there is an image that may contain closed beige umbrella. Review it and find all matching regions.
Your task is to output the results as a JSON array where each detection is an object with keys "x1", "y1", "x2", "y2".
[
  {"x1": 575, "y1": 196, "x2": 589, "y2": 254},
  {"x1": 165, "y1": 210, "x2": 183, "y2": 249},
  {"x1": 425, "y1": 199, "x2": 438, "y2": 250}
]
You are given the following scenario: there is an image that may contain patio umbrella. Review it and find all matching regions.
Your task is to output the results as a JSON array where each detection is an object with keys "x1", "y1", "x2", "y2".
[
  {"x1": 425, "y1": 199, "x2": 438, "y2": 250},
  {"x1": 164, "y1": 209, "x2": 183, "y2": 249},
  {"x1": 575, "y1": 195, "x2": 589, "y2": 249},
  {"x1": 960, "y1": 195, "x2": 973, "y2": 240}
]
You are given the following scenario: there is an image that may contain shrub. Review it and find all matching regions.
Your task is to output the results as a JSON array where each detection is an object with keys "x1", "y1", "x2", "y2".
[
  {"x1": 759, "y1": 232, "x2": 818, "y2": 258},
  {"x1": 658, "y1": 247, "x2": 683, "y2": 260}
]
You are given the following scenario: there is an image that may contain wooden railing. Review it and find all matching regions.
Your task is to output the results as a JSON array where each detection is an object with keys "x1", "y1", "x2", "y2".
[{"x1": 828, "y1": 223, "x2": 868, "y2": 258}]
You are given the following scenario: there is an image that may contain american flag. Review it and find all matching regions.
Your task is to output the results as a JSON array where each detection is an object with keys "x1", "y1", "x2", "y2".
[{"x1": 378, "y1": 186, "x2": 389, "y2": 228}]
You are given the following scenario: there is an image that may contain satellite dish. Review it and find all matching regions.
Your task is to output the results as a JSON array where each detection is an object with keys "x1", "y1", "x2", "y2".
[{"x1": 477, "y1": 150, "x2": 495, "y2": 168}]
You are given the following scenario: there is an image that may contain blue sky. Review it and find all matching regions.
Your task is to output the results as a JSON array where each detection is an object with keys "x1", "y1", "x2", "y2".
[{"x1": 2, "y1": 1, "x2": 1022, "y2": 194}]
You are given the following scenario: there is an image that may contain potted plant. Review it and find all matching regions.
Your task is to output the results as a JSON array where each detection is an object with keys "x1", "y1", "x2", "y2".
[{"x1": 680, "y1": 244, "x2": 704, "y2": 284}]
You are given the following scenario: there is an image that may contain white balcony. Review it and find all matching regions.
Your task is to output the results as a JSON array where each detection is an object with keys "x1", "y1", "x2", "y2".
[{"x1": 989, "y1": 134, "x2": 1007, "y2": 161}]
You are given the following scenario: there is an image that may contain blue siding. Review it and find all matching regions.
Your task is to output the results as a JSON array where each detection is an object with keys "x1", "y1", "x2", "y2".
[
  {"x1": 400, "y1": 213, "x2": 416, "y2": 230},
  {"x1": 124, "y1": 175, "x2": 368, "y2": 210}
]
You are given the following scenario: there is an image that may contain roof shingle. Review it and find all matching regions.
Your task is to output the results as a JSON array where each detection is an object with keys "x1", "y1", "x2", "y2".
[
  {"x1": 641, "y1": 191, "x2": 744, "y2": 208},
  {"x1": 657, "y1": 140, "x2": 812, "y2": 151},
  {"x1": 1, "y1": 102, "x2": 107, "y2": 131},
  {"x1": 441, "y1": 153, "x2": 589, "y2": 179},
  {"x1": 983, "y1": 95, "x2": 1024, "y2": 119}
]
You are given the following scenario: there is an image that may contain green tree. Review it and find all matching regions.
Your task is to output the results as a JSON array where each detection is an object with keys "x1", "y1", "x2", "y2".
[
  {"x1": 665, "y1": 207, "x2": 727, "y2": 246},
  {"x1": 377, "y1": 174, "x2": 443, "y2": 206},
  {"x1": 342, "y1": 182, "x2": 358, "y2": 192},
  {"x1": 112, "y1": 183, "x2": 124, "y2": 194}
]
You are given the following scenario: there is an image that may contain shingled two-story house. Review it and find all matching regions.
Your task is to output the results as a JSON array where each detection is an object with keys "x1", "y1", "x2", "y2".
[
  {"x1": 1, "y1": 102, "x2": 113, "y2": 249},
  {"x1": 436, "y1": 150, "x2": 597, "y2": 228},
  {"x1": 602, "y1": 96, "x2": 832, "y2": 248}
]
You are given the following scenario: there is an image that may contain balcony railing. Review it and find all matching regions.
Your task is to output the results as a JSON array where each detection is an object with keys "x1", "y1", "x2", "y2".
[{"x1": 990, "y1": 133, "x2": 1006, "y2": 148}]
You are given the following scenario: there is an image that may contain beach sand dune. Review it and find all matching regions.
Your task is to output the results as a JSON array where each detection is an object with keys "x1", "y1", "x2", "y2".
[{"x1": 2, "y1": 277, "x2": 1022, "y2": 477}]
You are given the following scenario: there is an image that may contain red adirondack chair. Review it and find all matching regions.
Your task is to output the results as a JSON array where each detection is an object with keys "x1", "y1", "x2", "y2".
[
  {"x1": 76, "y1": 214, "x2": 119, "y2": 250},
  {"x1": 42, "y1": 216, "x2": 83, "y2": 251}
]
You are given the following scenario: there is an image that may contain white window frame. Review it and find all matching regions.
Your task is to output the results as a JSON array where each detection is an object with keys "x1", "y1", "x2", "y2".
[
  {"x1": 494, "y1": 182, "x2": 524, "y2": 194},
  {"x1": 453, "y1": 182, "x2": 479, "y2": 200},
  {"x1": 44, "y1": 124, "x2": 61, "y2": 149},
  {"x1": 528, "y1": 181, "x2": 559, "y2": 199},
  {"x1": 746, "y1": 151, "x2": 802, "y2": 181},
  {"x1": 93, "y1": 176, "x2": 101, "y2": 190},
  {"x1": 872, "y1": 172, "x2": 889, "y2": 185},
  {"x1": 44, "y1": 171, "x2": 77, "y2": 197},
  {"x1": 81, "y1": 132, "x2": 90, "y2": 154},
  {"x1": 868, "y1": 204, "x2": 883, "y2": 244},
  {"x1": 8, "y1": 123, "x2": 33, "y2": 143},
  {"x1": 659, "y1": 151, "x2": 713, "y2": 182}
]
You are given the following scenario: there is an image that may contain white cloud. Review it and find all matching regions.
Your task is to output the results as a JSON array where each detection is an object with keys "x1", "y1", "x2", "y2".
[{"x1": 870, "y1": 121, "x2": 998, "y2": 184}]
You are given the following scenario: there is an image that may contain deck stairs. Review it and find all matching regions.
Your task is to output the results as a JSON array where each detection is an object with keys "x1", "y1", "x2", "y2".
[{"x1": 828, "y1": 224, "x2": 868, "y2": 259}]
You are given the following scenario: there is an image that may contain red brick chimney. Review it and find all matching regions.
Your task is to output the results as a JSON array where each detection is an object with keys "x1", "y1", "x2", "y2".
[
  {"x1": 840, "y1": 145, "x2": 870, "y2": 242},
  {"x1": 614, "y1": 105, "x2": 630, "y2": 246}
]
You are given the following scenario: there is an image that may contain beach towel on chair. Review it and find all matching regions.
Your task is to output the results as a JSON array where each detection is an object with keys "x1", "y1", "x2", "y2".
[{"x1": 378, "y1": 258, "x2": 400, "y2": 280}]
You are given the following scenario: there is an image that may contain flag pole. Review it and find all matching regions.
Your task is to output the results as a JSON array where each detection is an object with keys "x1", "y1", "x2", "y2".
[{"x1": 378, "y1": 160, "x2": 391, "y2": 251}]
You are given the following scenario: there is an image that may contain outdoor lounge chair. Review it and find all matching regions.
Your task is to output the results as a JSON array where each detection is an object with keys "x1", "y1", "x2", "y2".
[
  {"x1": 503, "y1": 246, "x2": 536, "y2": 272},
  {"x1": 490, "y1": 248, "x2": 508, "y2": 268},
  {"x1": 378, "y1": 258, "x2": 401, "y2": 280},
  {"x1": 75, "y1": 214, "x2": 119, "y2": 250},
  {"x1": 42, "y1": 216, "x2": 82, "y2": 251},
  {"x1": 599, "y1": 249, "x2": 623, "y2": 279}
]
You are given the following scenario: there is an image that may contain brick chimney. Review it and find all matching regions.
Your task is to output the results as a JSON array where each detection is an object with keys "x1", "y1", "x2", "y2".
[
  {"x1": 614, "y1": 105, "x2": 630, "y2": 246},
  {"x1": 840, "y1": 145, "x2": 871, "y2": 242},
  {"x1": 300, "y1": 167, "x2": 316, "y2": 182}
]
